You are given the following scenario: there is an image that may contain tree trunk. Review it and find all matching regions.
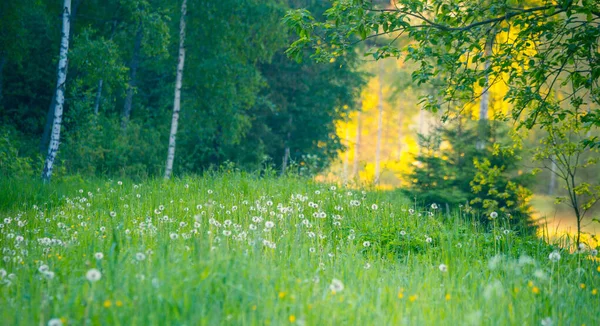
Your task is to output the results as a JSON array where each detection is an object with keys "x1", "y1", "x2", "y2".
[
  {"x1": 121, "y1": 25, "x2": 143, "y2": 129},
  {"x1": 352, "y1": 107, "x2": 361, "y2": 178},
  {"x1": 40, "y1": 0, "x2": 81, "y2": 154},
  {"x1": 375, "y1": 62, "x2": 383, "y2": 184},
  {"x1": 42, "y1": 0, "x2": 72, "y2": 183},
  {"x1": 281, "y1": 116, "x2": 293, "y2": 176},
  {"x1": 93, "y1": 79, "x2": 103, "y2": 115},
  {"x1": 164, "y1": 0, "x2": 187, "y2": 180},
  {"x1": 281, "y1": 146, "x2": 290, "y2": 175}
]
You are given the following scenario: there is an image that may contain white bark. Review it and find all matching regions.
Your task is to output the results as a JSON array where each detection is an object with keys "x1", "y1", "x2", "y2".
[
  {"x1": 93, "y1": 79, "x2": 103, "y2": 115},
  {"x1": 281, "y1": 146, "x2": 290, "y2": 175},
  {"x1": 164, "y1": 0, "x2": 187, "y2": 179},
  {"x1": 352, "y1": 108, "x2": 361, "y2": 178},
  {"x1": 42, "y1": 0, "x2": 71, "y2": 183},
  {"x1": 375, "y1": 62, "x2": 383, "y2": 184}
]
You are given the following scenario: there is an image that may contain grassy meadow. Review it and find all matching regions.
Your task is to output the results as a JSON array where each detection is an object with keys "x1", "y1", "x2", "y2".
[{"x1": 0, "y1": 174, "x2": 598, "y2": 325}]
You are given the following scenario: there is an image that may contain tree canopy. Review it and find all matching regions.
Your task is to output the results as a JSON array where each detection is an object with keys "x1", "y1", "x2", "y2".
[{"x1": 285, "y1": 0, "x2": 600, "y2": 140}]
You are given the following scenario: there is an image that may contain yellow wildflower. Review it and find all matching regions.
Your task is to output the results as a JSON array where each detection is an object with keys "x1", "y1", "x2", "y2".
[
  {"x1": 103, "y1": 300, "x2": 112, "y2": 308},
  {"x1": 289, "y1": 315, "x2": 296, "y2": 323}
]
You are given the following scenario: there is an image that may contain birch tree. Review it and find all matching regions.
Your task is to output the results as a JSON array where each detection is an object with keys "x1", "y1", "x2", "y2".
[
  {"x1": 41, "y1": 0, "x2": 72, "y2": 183},
  {"x1": 164, "y1": 0, "x2": 187, "y2": 180}
]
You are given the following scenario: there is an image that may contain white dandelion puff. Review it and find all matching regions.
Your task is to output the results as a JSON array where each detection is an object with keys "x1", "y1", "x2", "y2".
[
  {"x1": 548, "y1": 251, "x2": 561, "y2": 263},
  {"x1": 86, "y1": 268, "x2": 102, "y2": 282},
  {"x1": 47, "y1": 318, "x2": 63, "y2": 326},
  {"x1": 329, "y1": 278, "x2": 344, "y2": 293},
  {"x1": 439, "y1": 264, "x2": 448, "y2": 272}
]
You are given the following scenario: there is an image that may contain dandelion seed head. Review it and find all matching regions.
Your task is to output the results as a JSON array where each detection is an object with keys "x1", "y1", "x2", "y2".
[
  {"x1": 548, "y1": 251, "x2": 561, "y2": 263},
  {"x1": 86, "y1": 268, "x2": 101, "y2": 282},
  {"x1": 329, "y1": 278, "x2": 344, "y2": 293},
  {"x1": 47, "y1": 318, "x2": 63, "y2": 326},
  {"x1": 439, "y1": 264, "x2": 448, "y2": 272}
]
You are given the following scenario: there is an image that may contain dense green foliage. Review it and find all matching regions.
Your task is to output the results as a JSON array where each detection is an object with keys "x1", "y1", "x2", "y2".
[
  {"x1": 284, "y1": 0, "x2": 600, "y2": 246},
  {"x1": 0, "y1": 175, "x2": 598, "y2": 325},
  {"x1": 0, "y1": 0, "x2": 363, "y2": 178},
  {"x1": 403, "y1": 120, "x2": 534, "y2": 233}
]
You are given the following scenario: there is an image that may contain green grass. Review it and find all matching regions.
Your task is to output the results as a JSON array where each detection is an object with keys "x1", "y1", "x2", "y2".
[{"x1": 0, "y1": 173, "x2": 598, "y2": 325}]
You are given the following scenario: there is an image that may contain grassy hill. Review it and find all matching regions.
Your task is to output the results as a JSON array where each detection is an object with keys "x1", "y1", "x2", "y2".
[{"x1": 0, "y1": 175, "x2": 598, "y2": 325}]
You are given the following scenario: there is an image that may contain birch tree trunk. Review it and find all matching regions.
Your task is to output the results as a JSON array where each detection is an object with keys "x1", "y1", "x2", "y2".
[
  {"x1": 281, "y1": 116, "x2": 292, "y2": 176},
  {"x1": 164, "y1": 0, "x2": 187, "y2": 180},
  {"x1": 42, "y1": 0, "x2": 71, "y2": 183},
  {"x1": 352, "y1": 107, "x2": 361, "y2": 178},
  {"x1": 40, "y1": 0, "x2": 81, "y2": 153},
  {"x1": 375, "y1": 62, "x2": 383, "y2": 184},
  {"x1": 93, "y1": 79, "x2": 103, "y2": 115},
  {"x1": 121, "y1": 26, "x2": 143, "y2": 129}
]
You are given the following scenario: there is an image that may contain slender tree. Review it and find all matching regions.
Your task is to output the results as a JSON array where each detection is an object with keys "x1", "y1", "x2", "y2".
[
  {"x1": 42, "y1": 0, "x2": 72, "y2": 183},
  {"x1": 164, "y1": 0, "x2": 187, "y2": 179},
  {"x1": 281, "y1": 116, "x2": 293, "y2": 175}
]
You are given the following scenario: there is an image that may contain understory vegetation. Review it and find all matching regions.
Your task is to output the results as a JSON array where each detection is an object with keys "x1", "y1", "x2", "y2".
[{"x1": 0, "y1": 175, "x2": 598, "y2": 325}]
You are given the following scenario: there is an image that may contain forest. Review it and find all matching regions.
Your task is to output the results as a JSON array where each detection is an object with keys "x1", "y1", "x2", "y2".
[
  {"x1": 0, "y1": 0, "x2": 599, "y2": 325},
  {"x1": 1, "y1": 0, "x2": 363, "y2": 179}
]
